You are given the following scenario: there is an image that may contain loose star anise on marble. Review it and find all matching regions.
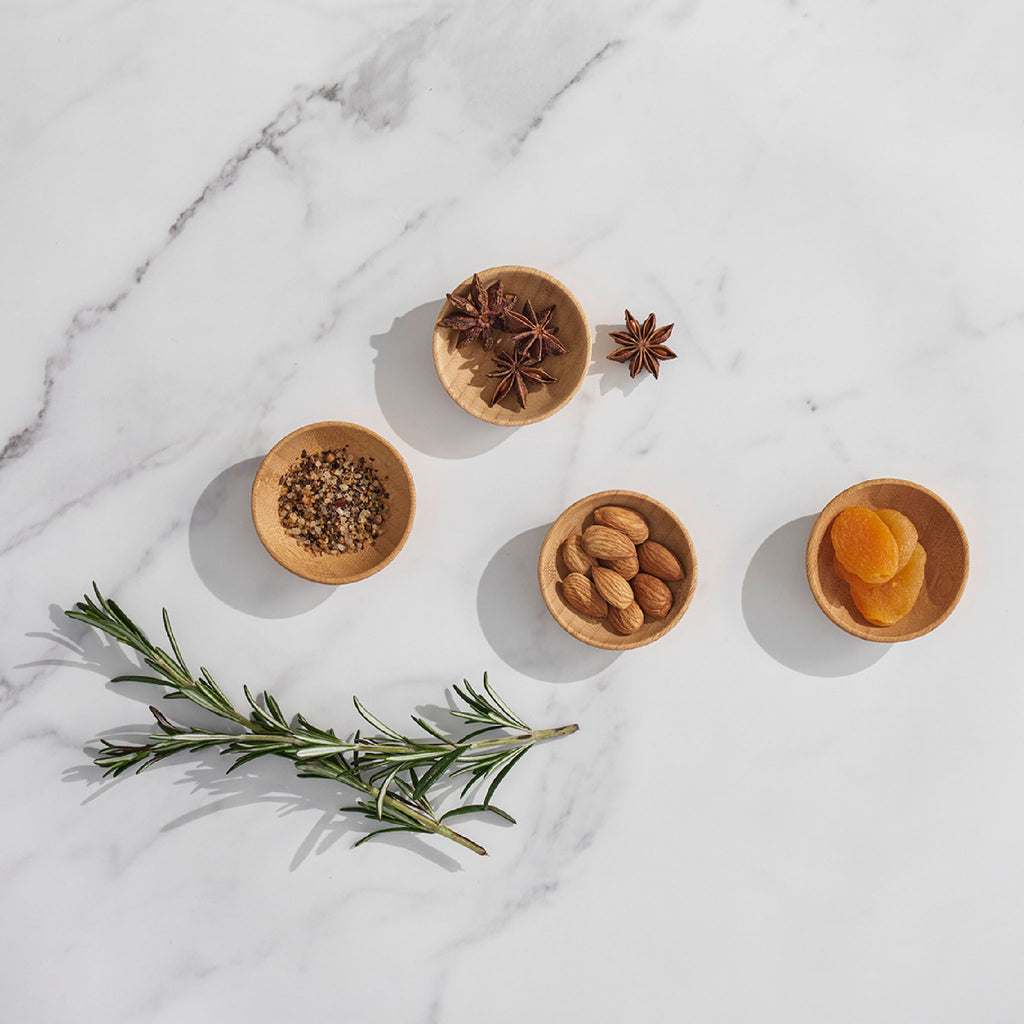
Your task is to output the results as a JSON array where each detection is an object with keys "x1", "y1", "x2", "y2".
[
  {"x1": 486, "y1": 347, "x2": 557, "y2": 409},
  {"x1": 505, "y1": 300, "x2": 565, "y2": 361},
  {"x1": 607, "y1": 309, "x2": 677, "y2": 379},
  {"x1": 439, "y1": 273, "x2": 517, "y2": 351}
]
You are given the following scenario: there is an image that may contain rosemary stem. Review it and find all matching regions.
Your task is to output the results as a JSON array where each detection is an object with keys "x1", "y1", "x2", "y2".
[
  {"x1": 355, "y1": 723, "x2": 580, "y2": 758},
  {"x1": 371, "y1": 791, "x2": 488, "y2": 856},
  {"x1": 68, "y1": 587, "x2": 578, "y2": 856},
  {"x1": 467, "y1": 723, "x2": 580, "y2": 749}
]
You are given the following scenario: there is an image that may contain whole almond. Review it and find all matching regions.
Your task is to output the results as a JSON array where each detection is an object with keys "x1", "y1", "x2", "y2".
[
  {"x1": 637, "y1": 540, "x2": 685, "y2": 582},
  {"x1": 594, "y1": 506, "x2": 649, "y2": 545},
  {"x1": 607, "y1": 601, "x2": 645, "y2": 635},
  {"x1": 590, "y1": 565, "x2": 634, "y2": 609},
  {"x1": 601, "y1": 552, "x2": 639, "y2": 580},
  {"x1": 562, "y1": 572, "x2": 608, "y2": 618},
  {"x1": 562, "y1": 534, "x2": 597, "y2": 575},
  {"x1": 582, "y1": 524, "x2": 635, "y2": 561},
  {"x1": 632, "y1": 573, "x2": 673, "y2": 619}
]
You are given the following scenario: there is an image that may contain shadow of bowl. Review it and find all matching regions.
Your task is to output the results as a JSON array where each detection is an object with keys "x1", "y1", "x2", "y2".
[
  {"x1": 477, "y1": 524, "x2": 618, "y2": 682},
  {"x1": 743, "y1": 516, "x2": 888, "y2": 677},
  {"x1": 371, "y1": 301, "x2": 512, "y2": 460},
  {"x1": 189, "y1": 459, "x2": 333, "y2": 618}
]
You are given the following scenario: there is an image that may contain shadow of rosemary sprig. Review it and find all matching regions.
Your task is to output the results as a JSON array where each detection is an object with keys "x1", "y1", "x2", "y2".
[{"x1": 65, "y1": 585, "x2": 578, "y2": 856}]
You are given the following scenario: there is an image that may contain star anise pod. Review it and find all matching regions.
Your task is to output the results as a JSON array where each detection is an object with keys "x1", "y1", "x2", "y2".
[
  {"x1": 486, "y1": 347, "x2": 557, "y2": 409},
  {"x1": 439, "y1": 273, "x2": 516, "y2": 351},
  {"x1": 607, "y1": 310, "x2": 677, "y2": 378},
  {"x1": 505, "y1": 300, "x2": 565, "y2": 361}
]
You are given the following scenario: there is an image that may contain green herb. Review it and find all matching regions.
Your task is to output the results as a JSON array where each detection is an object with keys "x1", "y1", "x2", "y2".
[{"x1": 66, "y1": 585, "x2": 578, "y2": 856}]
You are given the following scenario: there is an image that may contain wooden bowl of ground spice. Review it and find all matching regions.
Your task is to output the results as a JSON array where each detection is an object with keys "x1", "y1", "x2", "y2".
[{"x1": 252, "y1": 421, "x2": 416, "y2": 584}]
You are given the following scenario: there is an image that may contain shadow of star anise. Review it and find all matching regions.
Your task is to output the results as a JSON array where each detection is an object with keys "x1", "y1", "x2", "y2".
[
  {"x1": 487, "y1": 348, "x2": 557, "y2": 409},
  {"x1": 607, "y1": 309, "x2": 677, "y2": 378},
  {"x1": 506, "y1": 300, "x2": 565, "y2": 361},
  {"x1": 439, "y1": 273, "x2": 517, "y2": 352}
]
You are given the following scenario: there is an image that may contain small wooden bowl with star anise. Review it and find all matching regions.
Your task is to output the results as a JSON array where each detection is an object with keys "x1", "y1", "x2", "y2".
[{"x1": 432, "y1": 265, "x2": 592, "y2": 426}]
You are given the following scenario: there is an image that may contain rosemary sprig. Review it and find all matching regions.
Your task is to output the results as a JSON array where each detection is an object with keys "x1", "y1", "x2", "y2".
[{"x1": 65, "y1": 585, "x2": 578, "y2": 856}]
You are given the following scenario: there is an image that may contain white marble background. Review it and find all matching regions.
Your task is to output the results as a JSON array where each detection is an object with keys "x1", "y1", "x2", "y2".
[{"x1": 2, "y1": 0, "x2": 1023, "y2": 1020}]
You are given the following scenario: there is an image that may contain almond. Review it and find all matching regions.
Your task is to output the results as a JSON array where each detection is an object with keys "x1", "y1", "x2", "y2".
[
  {"x1": 632, "y1": 573, "x2": 673, "y2": 619},
  {"x1": 562, "y1": 572, "x2": 608, "y2": 618},
  {"x1": 637, "y1": 540, "x2": 685, "y2": 582},
  {"x1": 561, "y1": 534, "x2": 597, "y2": 576},
  {"x1": 590, "y1": 565, "x2": 634, "y2": 609},
  {"x1": 601, "y1": 552, "x2": 639, "y2": 580},
  {"x1": 582, "y1": 524, "x2": 635, "y2": 561},
  {"x1": 607, "y1": 601, "x2": 645, "y2": 635},
  {"x1": 593, "y1": 506, "x2": 649, "y2": 544}
]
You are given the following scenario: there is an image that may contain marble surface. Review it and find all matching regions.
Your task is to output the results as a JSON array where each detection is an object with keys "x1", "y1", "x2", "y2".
[{"x1": 3, "y1": 1, "x2": 1023, "y2": 1020}]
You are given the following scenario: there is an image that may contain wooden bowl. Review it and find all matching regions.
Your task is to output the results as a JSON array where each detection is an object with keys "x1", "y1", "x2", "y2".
[
  {"x1": 806, "y1": 478, "x2": 969, "y2": 642},
  {"x1": 538, "y1": 490, "x2": 697, "y2": 650},
  {"x1": 251, "y1": 421, "x2": 416, "y2": 585},
  {"x1": 433, "y1": 265, "x2": 591, "y2": 426}
]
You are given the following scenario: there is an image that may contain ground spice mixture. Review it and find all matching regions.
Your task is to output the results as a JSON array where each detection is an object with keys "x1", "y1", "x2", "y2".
[{"x1": 278, "y1": 447, "x2": 389, "y2": 555}]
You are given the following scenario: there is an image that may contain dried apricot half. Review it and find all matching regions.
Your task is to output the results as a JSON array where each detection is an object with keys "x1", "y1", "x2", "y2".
[
  {"x1": 830, "y1": 506, "x2": 899, "y2": 584},
  {"x1": 874, "y1": 508, "x2": 918, "y2": 572},
  {"x1": 848, "y1": 542, "x2": 927, "y2": 626},
  {"x1": 832, "y1": 553, "x2": 857, "y2": 585}
]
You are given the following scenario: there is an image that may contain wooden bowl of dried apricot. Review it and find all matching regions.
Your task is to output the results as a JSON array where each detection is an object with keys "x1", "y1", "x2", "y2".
[
  {"x1": 538, "y1": 490, "x2": 697, "y2": 650},
  {"x1": 806, "y1": 478, "x2": 968, "y2": 642}
]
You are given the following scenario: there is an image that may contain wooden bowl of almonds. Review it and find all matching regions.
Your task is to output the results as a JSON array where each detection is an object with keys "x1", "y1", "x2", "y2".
[
  {"x1": 433, "y1": 265, "x2": 592, "y2": 426},
  {"x1": 538, "y1": 490, "x2": 697, "y2": 650},
  {"x1": 251, "y1": 421, "x2": 416, "y2": 585}
]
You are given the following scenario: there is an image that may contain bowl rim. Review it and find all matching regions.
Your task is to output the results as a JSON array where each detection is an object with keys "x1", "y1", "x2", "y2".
[
  {"x1": 538, "y1": 488, "x2": 698, "y2": 650},
  {"x1": 432, "y1": 264, "x2": 592, "y2": 427},
  {"x1": 805, "y1": 476, "x2": 969, "y2": 642},
  {"x1": 251, "y1": 420, "x2": 416, "y2": 585}
]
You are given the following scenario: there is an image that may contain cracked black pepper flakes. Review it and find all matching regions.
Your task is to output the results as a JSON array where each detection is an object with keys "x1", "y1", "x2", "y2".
[{"x1": 277, "y1": 447, "x2": 389, "y2": 555}]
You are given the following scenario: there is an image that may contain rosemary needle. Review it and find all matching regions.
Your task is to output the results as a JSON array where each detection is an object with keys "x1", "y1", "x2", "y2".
[{"x1": 66, "y1": 585, "x2": 578, "y2": 856}]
